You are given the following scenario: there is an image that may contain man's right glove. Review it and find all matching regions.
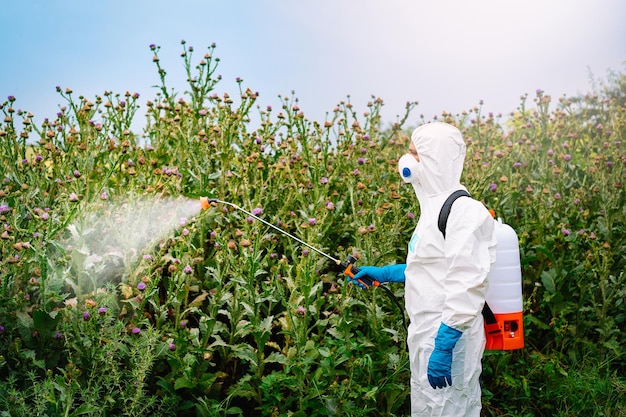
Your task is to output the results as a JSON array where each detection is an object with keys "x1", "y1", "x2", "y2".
[{"x1": 350, "y1": 264, "x2": 406, "y2": 288}]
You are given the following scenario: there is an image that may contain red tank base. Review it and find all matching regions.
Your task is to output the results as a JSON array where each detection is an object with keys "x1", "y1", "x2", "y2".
[{"x1": 485, "y1": 312, "x2": 524, "y2": 350}]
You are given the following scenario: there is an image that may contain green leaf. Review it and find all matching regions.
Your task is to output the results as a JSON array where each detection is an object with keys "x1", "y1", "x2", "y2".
[
  {"x1": 71, "y1": 403, "x2": 101, "y2": 415},
  {"x1": 540, "y1": 270, "x2": 556, "y2": 294},
  {"x1": 318, "y1": 346, "x2": 332, "y2": 358},
  {"x1": 526, "y1": 315, "x2": 550, "y2": 330},
  {"x1": 32, "y1": 309, "x2": 61, "y2": 335},
  {"x1": 174, "y1": 376, "x2": 195, "y2": 390},
  {"x1": 264, "y1": 351, "x2": 288, "y2": 365},
  {"x1": 233, "y1": 344, "x2": 258, "y2": 369}
]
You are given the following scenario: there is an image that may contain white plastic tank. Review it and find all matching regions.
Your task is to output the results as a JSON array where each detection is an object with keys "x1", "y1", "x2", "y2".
[
  {"x1": 485, "y1": 217, "x2": 524, "y2": 350},
  {"x1": 486, "y1": 218, "x2": 523, "y2": 313}
]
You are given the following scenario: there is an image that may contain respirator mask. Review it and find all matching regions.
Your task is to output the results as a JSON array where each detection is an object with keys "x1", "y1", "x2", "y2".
[{"x1": 398, "y1": 154, "x2": 421, "y2": 184}]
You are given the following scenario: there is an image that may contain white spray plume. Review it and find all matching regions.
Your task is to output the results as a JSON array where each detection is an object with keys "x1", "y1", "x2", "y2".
[{"x1": 64, "y1": 194, "x2": 202, "y2": 296}]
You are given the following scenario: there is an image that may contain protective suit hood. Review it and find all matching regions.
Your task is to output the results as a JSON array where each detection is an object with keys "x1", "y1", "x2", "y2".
[{"x1": 410, "y1": 122, "x2": 466, "y2": 200}]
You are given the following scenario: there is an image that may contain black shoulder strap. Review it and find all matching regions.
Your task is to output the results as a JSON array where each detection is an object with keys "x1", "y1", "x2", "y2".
[
  {"x1": 438, "y1": 190, "x2": 471, "y2": 238},
  {"x1": 482, "y1": 301, "x2": 498, "y2": 325}
]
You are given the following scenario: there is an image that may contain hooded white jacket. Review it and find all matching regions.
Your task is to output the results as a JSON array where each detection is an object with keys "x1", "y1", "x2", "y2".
[{"x1": 401, "y1": 122, "x2": 496, "y2": 416}]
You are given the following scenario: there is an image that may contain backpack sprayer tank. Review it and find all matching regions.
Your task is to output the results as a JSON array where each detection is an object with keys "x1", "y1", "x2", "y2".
[
  {"x1": 484, "y1": 218, "x2": 524, "y2": 350},
  {"x1": 439, "y1": 191, "x2": 524, "y2": 351}
]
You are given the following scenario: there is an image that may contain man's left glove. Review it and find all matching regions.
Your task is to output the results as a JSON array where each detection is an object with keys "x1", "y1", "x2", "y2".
[{"x1": 427, "y1": 322, "x2": 462, "y2": 389}]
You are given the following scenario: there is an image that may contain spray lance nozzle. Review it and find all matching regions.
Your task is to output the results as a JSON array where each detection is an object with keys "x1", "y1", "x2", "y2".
[
  {"x1": 200, "y1": 197, "x2": 217, "y2": 210},
  {"x1": 199, "y1": 197, "x2": 379, "y2": 289}
]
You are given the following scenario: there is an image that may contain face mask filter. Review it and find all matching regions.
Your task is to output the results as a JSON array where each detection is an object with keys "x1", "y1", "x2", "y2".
[{"x1": 398, "y1": 154, "x2": 421, "y2": 184}]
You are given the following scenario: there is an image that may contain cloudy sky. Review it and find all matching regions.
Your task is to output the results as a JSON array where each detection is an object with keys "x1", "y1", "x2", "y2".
[{"x1": 1, "y1": 0, "x2": 624, "y2": 130}]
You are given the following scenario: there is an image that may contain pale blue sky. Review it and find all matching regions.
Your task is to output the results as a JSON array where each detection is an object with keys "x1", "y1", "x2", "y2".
[{"x1": 1, "y1": 0, "x2": 625, "y2": 131}]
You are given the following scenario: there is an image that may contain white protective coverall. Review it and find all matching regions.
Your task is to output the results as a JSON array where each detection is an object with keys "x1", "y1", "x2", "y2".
[{"x1": 400, "y1": 122, "x2": 496, "y2": 416}]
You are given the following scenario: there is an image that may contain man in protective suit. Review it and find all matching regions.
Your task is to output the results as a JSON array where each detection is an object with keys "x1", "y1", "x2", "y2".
[{"x1": 352, "y1": 122, "x2": 496, "y2": 416}]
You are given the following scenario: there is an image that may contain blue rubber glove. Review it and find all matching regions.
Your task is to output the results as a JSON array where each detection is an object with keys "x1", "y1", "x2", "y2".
[
  {"x1": 427, "y1": 322, "x2": 463, "y2": 389},
  {"x1": 350, "y1": 264, "x2": 406, "y2": 289}
]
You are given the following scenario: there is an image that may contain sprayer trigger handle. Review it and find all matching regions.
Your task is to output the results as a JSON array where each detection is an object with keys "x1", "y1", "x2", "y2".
[{"x1": 343, "y1": 264, "x2": 379, "y2": 289}]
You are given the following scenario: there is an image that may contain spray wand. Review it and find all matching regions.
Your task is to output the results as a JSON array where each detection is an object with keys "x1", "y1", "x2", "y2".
[{"x1": 200, "y1": 197, "x2": 377, "y2": 288}]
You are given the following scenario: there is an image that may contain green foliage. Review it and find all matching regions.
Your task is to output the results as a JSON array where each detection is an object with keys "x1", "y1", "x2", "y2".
[{"x1": 0, "y1": 41, "x2": 625, "y2": 416}]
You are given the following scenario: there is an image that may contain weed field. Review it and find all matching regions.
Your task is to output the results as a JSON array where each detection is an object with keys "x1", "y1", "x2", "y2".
[{"x1": 1, "y1": 43, "x2": 625, "y2": 416}]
